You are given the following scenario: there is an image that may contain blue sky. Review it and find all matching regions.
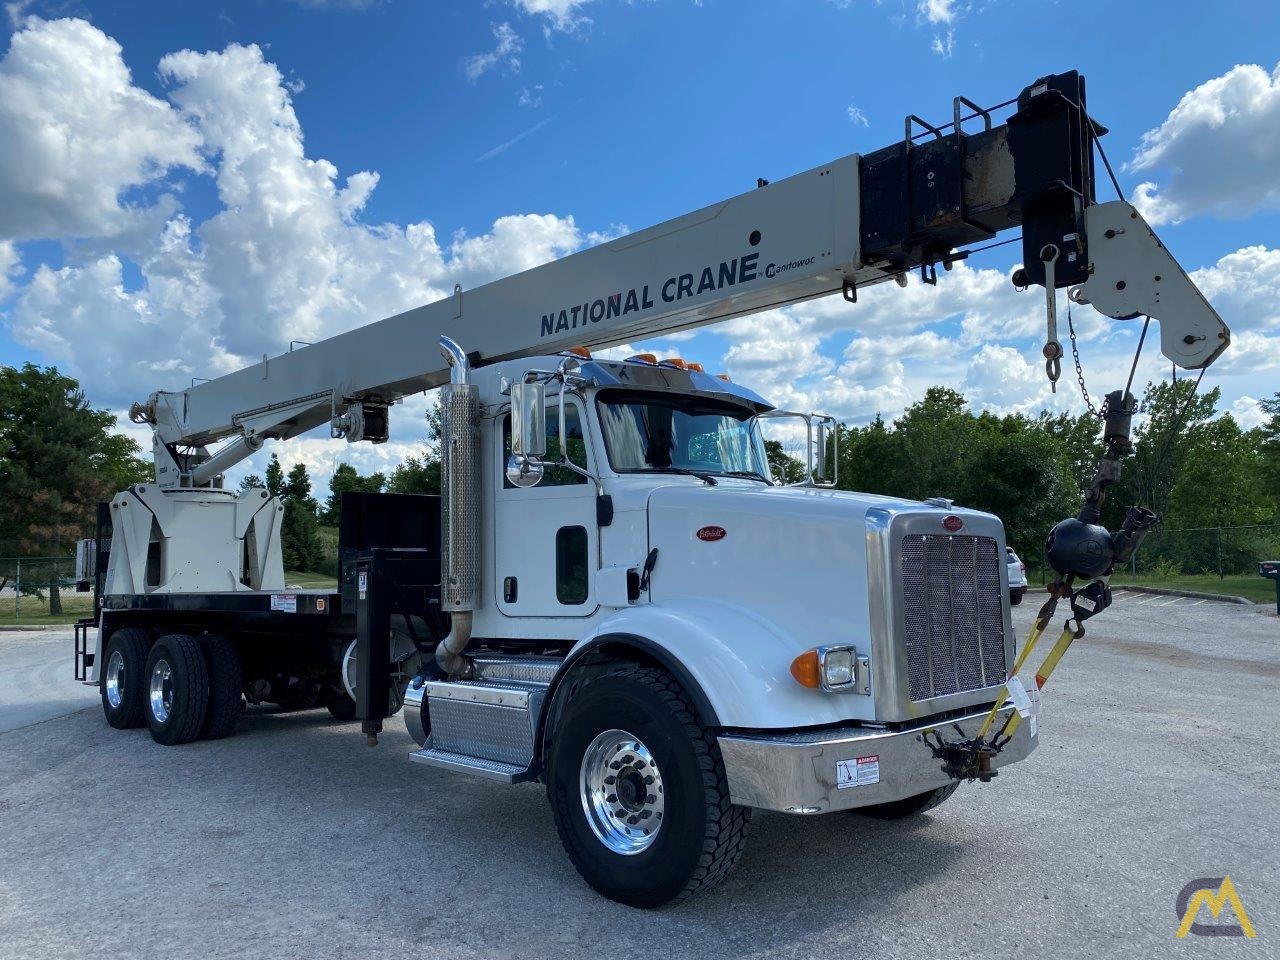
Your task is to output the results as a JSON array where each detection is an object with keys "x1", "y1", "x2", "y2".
[{"x1": 1, "y1": 0, "x2": 1278, "y2": 487}]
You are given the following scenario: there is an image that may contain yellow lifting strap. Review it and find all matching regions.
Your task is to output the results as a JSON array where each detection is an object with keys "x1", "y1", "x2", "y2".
[
  {"x1": 974, "y1": 576, "x2": 1074, "y2": 741},
  {"x1": 998, "y1": 624, "x2": 1079, "y2": 741},
  {"x1": 975, "y1": 615, "x2": 1049, "y2": 740}
]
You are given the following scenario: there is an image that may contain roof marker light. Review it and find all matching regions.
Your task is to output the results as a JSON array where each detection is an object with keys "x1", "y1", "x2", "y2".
[
  {"x1": 626, "y1": 353, "x2": 658, "y2": 365},
  {"x1": 687, "y1": 362, "x2": 705, "y2": 373},
  {"x1": 660, "y1": 358, "x2": 688, "y2": 370},
  {"x1": 565, "y1": 346, "x2": 592, "y2": 359}
]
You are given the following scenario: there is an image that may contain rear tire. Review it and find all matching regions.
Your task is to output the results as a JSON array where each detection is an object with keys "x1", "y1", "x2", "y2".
[
  {"x1": 199, "y1": 633, "x2": 243, "y2": 740},
  {"x1": 1010, "y1": 589, "x2": 1025, "y2": 606},
  {"x1": 100, "y1": 627, "x2": 150, "y2": 729},
  {"x1": 144, "y1": 634, "x2": 209, "y2": 746},
  {"x1": 546, "y1": 664, "x2": 751, "y2": 908},
  {"x1": 854, "y1": 782, "x2": 959, "y2": 819}
]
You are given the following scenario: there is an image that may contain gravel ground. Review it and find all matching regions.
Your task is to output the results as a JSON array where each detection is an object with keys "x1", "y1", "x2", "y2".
[{"x1": 1, "y1": 594, "x2": 1276, "y2": 959}]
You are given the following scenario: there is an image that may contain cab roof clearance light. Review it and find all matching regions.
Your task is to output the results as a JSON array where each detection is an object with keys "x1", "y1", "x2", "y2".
[
  {"x1": 659, "y1": 358, "x2": 689, "y2": 370},
  {"x1": 626, "y1": 353, "x2": 658, "y2": 365}
]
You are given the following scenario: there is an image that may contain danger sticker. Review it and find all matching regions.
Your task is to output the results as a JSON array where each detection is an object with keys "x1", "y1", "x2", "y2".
[
  {"x1": 270, "y1": 594, "x2": 297, "y2": 613},
  {"x1": 836, "y1": 754, "x2": 881, "y2": 789}
]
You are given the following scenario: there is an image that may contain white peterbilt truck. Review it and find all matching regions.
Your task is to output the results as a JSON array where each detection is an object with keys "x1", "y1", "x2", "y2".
[{"x1": 73, "y1": 72, "x2": 1228, "y2": 907}]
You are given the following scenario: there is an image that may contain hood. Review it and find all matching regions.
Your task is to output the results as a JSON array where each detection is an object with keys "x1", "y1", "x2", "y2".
[{"x1": 644, "y1": 482, "x2": 1008, "y2": 722}]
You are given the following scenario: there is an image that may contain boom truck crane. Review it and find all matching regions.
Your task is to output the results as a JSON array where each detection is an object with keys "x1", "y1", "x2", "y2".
[{"x1": 74, "y1": 71, "x2": 1229, "y2": 907}]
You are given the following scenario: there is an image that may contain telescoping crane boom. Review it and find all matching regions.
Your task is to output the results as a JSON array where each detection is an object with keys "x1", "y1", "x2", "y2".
[{"x1": 130, "y1": 70, "x2": 1227, "y2": 491}]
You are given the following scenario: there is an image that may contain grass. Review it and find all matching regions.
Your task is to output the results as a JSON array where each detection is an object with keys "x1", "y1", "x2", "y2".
[
  {"x1": 0, "y1": 592, "x2": 95, "y2": 627},
  {"x1": 0, "y1": 608, "x2": 88, "y2": 626},
  {"x1": 283, "y1": 570, "x2": 338, "y2": 590},
  {"x1": 1110, "y1": 572, "x2": 1277, "y2": 604}
]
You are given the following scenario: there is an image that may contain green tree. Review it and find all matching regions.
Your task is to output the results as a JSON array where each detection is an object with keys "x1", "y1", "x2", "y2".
[
  {"x1": 764, "y1": 439, "x2": 806, "y2": 484},
  {"x1": 239, "y1": 473, "x2": 264, "y2": 491},
  {"x1": 1035, "y1": 409, "x2": 1104, "y2": 493},
  {"x1": 1258, "y1": 392, "x2": 1280, "y2": 510},
  {"x1": 834, "y1": 415, "x2": 900, "y2": 496},
  {"x1": 957, "y1": 426, "x2": 1077, "y2": 563},
  {"x1": 265, "y1": 454, "x2": 284, "y2": 498},
  {"x1": 386, "y1": 455, "x2": 441, "y2": 495},
  {"x1": 1121, "y1": 379, "x2": 1220, "y2": 521},
  {"x1": 322, "y1": 462, "x2": 385, "y2": 525},
  {"x1": 279, "y1": 461, "x2": 322, "y2": 571},
  {"x1": 887, "y1": 387, "x2": 973, "y2": 501},
  {"x1": 0, "y1": 364, "x2": 151, "y2": 611},
  {"x1": 1165, "y1": 414, "x2": 1271, "y2": 574}
]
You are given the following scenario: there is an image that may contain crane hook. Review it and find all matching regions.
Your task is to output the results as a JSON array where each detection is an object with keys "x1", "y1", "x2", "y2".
[{"x1": 1041, "y1": 244, "x2": 1063, "y2": 392}]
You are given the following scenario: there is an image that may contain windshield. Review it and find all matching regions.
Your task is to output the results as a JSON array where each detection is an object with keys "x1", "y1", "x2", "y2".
[{"x1": 596, "y1": 391, "x2": 772, "y2": 480}]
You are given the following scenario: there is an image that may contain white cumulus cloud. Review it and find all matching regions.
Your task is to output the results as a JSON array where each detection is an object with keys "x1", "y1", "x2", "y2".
[
  {"x1": 3, "y1": 20, "x2": 598, "y2": 424},
  {"x1": 463, "y1": 22, "x2": 523, "y2": 82},
  {"x1": 511, "y1": 0, "x2": 594, "y2": 31},
  {"x1": 0, "y1": 16, "x2": 203, "y2": 241},
  {"x1": 0, "y1": 240, "x2": 22, "y2": 300},
  {"x1": 1130, "y1": 62, "x2": 1280, "y2": 225}
]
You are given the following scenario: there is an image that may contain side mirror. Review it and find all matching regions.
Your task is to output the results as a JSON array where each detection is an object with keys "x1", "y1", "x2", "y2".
[
  {"x1": 814, "y1": 416, "x2": 838, "y2": 487},
  {"x1": 506, "y1": 455, "x2": 545, "y2": 488},
  {"x1": 511, "y1": 380, "x2": 547, "y2": 458}
]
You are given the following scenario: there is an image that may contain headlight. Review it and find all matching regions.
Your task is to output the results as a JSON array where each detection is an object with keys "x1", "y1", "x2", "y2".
[
  {"x1": 823, "y1": 648, "x2": 854, "y2": 687},
  {"x1": 790, "y1": 644, "x2": 865, "y2": 694}
]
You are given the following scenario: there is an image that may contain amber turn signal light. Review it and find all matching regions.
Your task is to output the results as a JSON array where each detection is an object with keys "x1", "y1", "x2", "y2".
[{"x1": 790, "y1": 650, "x2": 821, "y2": 689}]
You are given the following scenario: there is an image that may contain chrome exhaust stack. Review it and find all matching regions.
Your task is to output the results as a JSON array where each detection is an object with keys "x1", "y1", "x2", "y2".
[{"x1": 436, "y1": 336, "x2": 480, "y2": 679}]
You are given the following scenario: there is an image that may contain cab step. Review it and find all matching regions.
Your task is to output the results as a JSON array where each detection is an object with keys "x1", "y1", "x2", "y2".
[
  {"x1": 406, "y1": 670, "x2": 553, "y2": 783},
  {"x1": 408, "y1": 745, "x2": 531, "y2": 783}
]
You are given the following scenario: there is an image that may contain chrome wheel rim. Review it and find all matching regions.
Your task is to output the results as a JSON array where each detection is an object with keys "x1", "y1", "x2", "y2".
[
  {"x1": 105, "y1": 650, "x2": 125, "y2": 709},
  {"x1": 579, "y1": 728, "x2": 665, "y2": 855},
  {"x1": 149, "y1": 658, "x2": 173, "y2": 724}
]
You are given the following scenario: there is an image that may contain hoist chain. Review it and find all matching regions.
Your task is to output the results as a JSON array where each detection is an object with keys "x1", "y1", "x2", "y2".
[{"x1": 1067, "y1": 304, "x2": 1103, "y2": 419}]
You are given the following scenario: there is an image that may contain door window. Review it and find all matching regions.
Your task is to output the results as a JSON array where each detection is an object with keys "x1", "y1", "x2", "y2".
[
  {"x1": 555, "y1": 526, "x2": 589, "y2": 605},
  {"x1": 502, "y1": 402, "x2": 589, "y2": 488}
]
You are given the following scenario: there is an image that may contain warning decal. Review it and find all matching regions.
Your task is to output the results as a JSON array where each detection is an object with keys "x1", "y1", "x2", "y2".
[
  {"x1": 836, "y1": 754, "x2": 881, "y2": 789},
  {"x1": 270, "y1": 594, "x2": 297, "y2": 613}
]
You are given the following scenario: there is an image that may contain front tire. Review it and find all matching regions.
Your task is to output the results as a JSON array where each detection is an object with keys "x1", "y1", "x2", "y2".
[
  {"x1": 1010, "y1": 588, "x2": 1026, "y2": 606},
  {"x1": 100, "y1": 627, "x2": 150, "y2": 729},
  {"x1": 144, "y1": 634, "x2": 210, "y2": 746},
  {"x1": 546, "y1": 664, "x2": 751, "y2": 908}
]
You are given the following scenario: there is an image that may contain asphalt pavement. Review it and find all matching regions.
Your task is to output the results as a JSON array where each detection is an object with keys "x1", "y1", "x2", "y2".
[{"x1": 0, "y1": 596, "x2": 1275, "y2": 959}]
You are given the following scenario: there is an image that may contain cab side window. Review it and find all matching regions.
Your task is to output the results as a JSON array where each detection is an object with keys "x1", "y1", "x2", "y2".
[{"x1": 502, "y1": 402, "x2": 589, "y2": 489}]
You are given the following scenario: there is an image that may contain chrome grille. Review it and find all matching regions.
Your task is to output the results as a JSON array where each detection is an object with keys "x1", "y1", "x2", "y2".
[{"x1": 901, "y1": 534, "x2": 1006, "y2": 701}]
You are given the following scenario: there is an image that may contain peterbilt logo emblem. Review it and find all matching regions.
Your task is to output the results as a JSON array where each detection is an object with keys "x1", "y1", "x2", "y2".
[
  {"x1": 942, "y1": 515, "x2": 964, "y2": 532},
  {"x1": 696, "y1": 525, "x2": 727, "y2": 542}
]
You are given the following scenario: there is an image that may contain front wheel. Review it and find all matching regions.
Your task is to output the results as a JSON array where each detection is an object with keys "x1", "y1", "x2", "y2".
[
  {"x1": 546, "y1": 665, "x2": 751, "y2": 908},
  {"x1": 1010, "y1": 589, "x2": 1026, "y2": 606}
]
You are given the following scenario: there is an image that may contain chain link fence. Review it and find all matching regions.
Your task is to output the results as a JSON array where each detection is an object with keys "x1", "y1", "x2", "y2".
[{"x1": 0, "y1": 556, "x2": 95, "y2": 622}]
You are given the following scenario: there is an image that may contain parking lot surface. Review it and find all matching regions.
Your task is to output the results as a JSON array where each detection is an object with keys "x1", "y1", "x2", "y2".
[{"x1": 1, "y1": 596, "x2": 1276, "y2": 959}]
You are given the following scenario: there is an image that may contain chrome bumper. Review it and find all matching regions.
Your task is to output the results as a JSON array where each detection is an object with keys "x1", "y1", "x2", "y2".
[{"x1": 717, "y1": 703, "x2": 1037, "y2": 814}]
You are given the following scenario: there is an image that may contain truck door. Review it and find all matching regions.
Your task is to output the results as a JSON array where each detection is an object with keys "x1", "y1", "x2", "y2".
[{"x1": 494, "y1": 397, "x2": 598, "y2": 618}]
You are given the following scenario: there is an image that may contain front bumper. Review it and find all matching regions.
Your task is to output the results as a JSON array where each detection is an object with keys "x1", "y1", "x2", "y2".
[{"x1": 717, "y1": 703, "x2": 1037, "y2": 814}]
